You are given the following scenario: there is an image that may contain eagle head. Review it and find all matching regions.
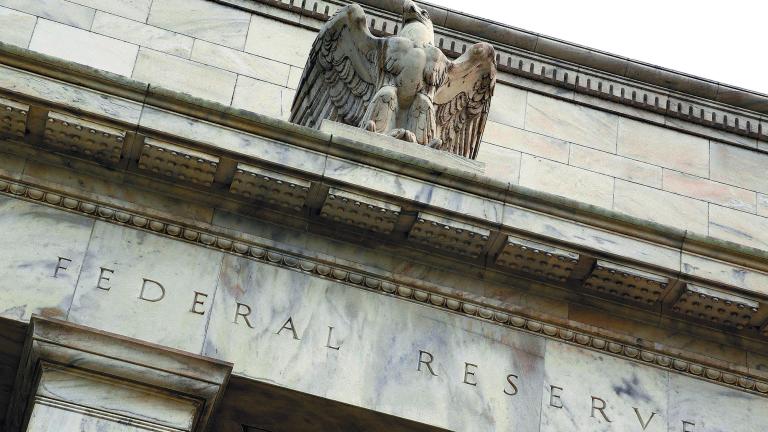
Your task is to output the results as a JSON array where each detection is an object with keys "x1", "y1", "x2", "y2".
[{"x1": 399, "y1": 0, "x2": 434, "y2": 45}]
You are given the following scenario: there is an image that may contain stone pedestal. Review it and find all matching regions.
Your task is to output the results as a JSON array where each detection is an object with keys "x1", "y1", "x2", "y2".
[{"x1": 5, "y1": 316, "x2": 232, "y2": 432}]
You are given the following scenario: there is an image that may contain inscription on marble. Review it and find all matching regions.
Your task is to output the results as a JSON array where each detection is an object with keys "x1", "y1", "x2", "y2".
[{"x1": 33, "y1": 246, "x2": 768, "y2": 431}]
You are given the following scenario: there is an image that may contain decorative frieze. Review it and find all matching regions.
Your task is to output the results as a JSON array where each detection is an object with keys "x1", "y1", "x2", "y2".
[
  {"x1": 2, "y1": 175, "x2": 768, "y2": 397},
  {"x1": 43, "y1": 111, "x2": 125, "y2": 164},
  {"x1": 0, "y1": 97, "x2": 28, "y2": 138},
  {"x1": 230, "y1": 163, "x2": 311, "y2": 211},
  {"x1": 496, "y1": 235, "x2": 579, "y2": 282},
  {"x1": 321, "y1": 188, "x2": 401, "y2": 233},
  {"x1": 583, "y1": 260, "x2": 669, "y2": 306},
  {"x1": 673, "y1": 284, "x2": 759, "y2": 329},
  {"x1": 138, "y1": 138, "x2": 219, "y2": 186},
  {"x1": 409, "y1": 212, "x2": 490, "y2": 257}
]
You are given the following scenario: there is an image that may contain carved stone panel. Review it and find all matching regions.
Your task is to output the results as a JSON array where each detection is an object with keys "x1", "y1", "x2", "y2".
[
  {"x1": 43, "y1": 111, "x2": 126, "y2": 164},
  {"x1": 0, "y1": 97, "x2": 28, "y2": 138},
  {"x1": 583, "y1": 260, "x2": 669, "y2": 305},
  {"x1": 409, "y1": 212, "x2": 490, "y2": 257},
  {"x1": 138, "y1": 138, "x2": 219, "y2": 186},
  {"x1": 673, "y1": 283, "x2": 759, "y2": 329},
  {"x1": 230, "y1": 163, "x2": 311, "y2": 211},
  {"x1": 496, "y1": 235, "x2": 579, "y2": 282},
  {"x1": 320, "y1": 187, "x2": 401, "y2": 233}
]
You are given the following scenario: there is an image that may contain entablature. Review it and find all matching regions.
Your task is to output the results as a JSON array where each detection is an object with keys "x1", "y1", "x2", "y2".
[{"x1": 2, "y1": 41, "x2": 768, "y2": 398}]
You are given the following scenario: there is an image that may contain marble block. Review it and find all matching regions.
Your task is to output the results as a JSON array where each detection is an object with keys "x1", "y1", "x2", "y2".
[
  {"x1": 525, "y1": 92, "x2": 619, "y2": 153},
  {"x1": 0, "y1": 0, "x2": 94, "y2": 29},
  {"x1": 133, "y1": 48, "x2": 237, "y2": 106},
  {"x1": 70, "y1": 0, "x2": 152, "y2": 22},
  {"x1": 92, "y1": 11, "x2": 194, "y2": 58},
  {"x1": 321, "y1": 120, "x2": 486, "y2": 175},
  {"x1": 29, "y1": 19, "x2": 139, "y2": 77},
  {"x1": 0, "y1": 6, "x2": 36, "y2": 48},
  {"x1": 0, "y1": 65, "x2": 143, "y2": 125},
  {"x1": 203, "y1": 254, "x2": 546, "y2": 432},
  {"x1": 148, "y1": 0, "x2": 251, "y2": 49},
  {"x1": 325, "y1": 157, "x2": 502, "y2": 223},
  {"x1": 0, "y1": 196, "x2": 94, "y2": 321},
  {"x1": 540, "y1": 340, "x2": 668, "y2": 432},
  {"x1": 67, "y1": 221, "x2": 224, "y2": 353},
  {"x1": 667, "y1": 373, "x2": 768, "y2": 431}
]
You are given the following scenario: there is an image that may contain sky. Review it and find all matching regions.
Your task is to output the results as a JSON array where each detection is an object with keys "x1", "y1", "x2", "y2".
[{"x1": 432, "y1": 0, "x2": 768, "y2": 95}]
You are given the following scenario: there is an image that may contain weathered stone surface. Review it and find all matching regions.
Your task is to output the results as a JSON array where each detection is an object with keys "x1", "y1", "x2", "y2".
[
  {"x1": 475, "y1": 143, "x2": 521, "y2": 184},
  {"x1": 92, "y1": 11, "x2": 194, "y2": 58},
  {"x1": 0, "y1": 6, "x2": 36, "y2": 48},
  {"x1": 68, "y1": 222, "x2": 224, "y2": 353},
  {"x1": 710, "y1": 141, "x2": 768, "y2": 194},
  {"x1": 43, "y1": 111, "x2": 126, "y2": 165},
  {"x1": 0, "y1": 0, "x2": 94, "y2": 29},
  {"x1": 139, "y1": 107, "x2": 328, "y2": 174},
  {"x1": 617, "y1": 118, "x2": 709, "y2": 177},
  {"x1": 667, "y1": 373, "x2": 768, "y2": 431},
  {"x1": 133, "y1": 48, "x2": 237, "y2": 105},
  {"x1": 708, "y1": 204, "x2": 768, "y2": 250},
  {"x1": 325, "y1": 156, "x2": 502, "y2": 222},
  {"x1": 0, "y1": 96, "x2": 28, "y2": 138},
  {"x1": 148, "y1": 0, "x2": 250, "y2": 49},
  {"x1": 287, "y1": 66, "x2": 303, "y2": 89},
  {"x1": 613, "y1": 180, "x2": 709, "y2": 234},
  {"x1": 663, "y1": 169, "x2": 756, "y2": 213},
  {"x1": 191, "y1": 40, "x2": 290, "y2": 87},
  {"x1": 231, "y1": 76, "x2": 284, "y2": 119},
  {"x1": 231, "y1": 163, "x2": 311, "y2": 211},
  {"x1": 69, "y1": 0, "x2": 152, "y2": 22},
  {"x1": 673, "y1": 283, "x2": 758, "y2": 329},
  {"x1": 483, "y1": 121, "x2": 570, "y2": 163},
  {"x1": 525, "y1": 92, "x2": 619, "y2": 153},
  {"x1": 570, "y1": 144, "x2": 662, "y2": 188},
  {"x1": 409, "y1": 212, "x2": 490, "y2": 257},
  {"x1": 487, "y1": 84, "x2": 527, "y2": 129},
  {"x1": 321, "y1": 120, "x2": 486, "y2": 175},
  {"x1": 502, "y1": 205, "x2": 682, "y2": 271},
  {"x1": 322, "y1": 188, "x2": 401, "y2": 233},
  {"x1": 583, "y1": 260, "x2": 669, "y2": 306},
  {"x1": 138, "y1": 138, "x2": 219, "y2": 186},
  {"x1": 0, "y1": 197, "x2": 93, "y2": 321},
  {"x1": 758, "y1": 193, "x2": 768, "y2": 217},
  {"x1": 0, "y1": 65, "x2": 143, "y2": 124},
  {"x1": 540, "y1": 339, "x2": 668, "y2": 432},
  {"x1": 519, "y1": 155, "x2": 614, "y2": 209},
  {"x1": 204, "y1": 254, "x2": 546, "y2": 432},
  {"x1": 29, "y1": 19, "x2": 138, "y2": 76},
  {"x1": 496, "y1": 235, "x2": 579, "y2": 282},
  {"x1": 245, "y1": 13, "x2": 316, "y2": 67},
  {"x1": 680, "y1": 252, "x2": 768, "y2": 297}
]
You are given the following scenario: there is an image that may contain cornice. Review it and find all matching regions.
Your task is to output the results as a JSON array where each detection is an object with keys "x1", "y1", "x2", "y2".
[
  {"x1": 1, "y1": 175, "x2": 767, "y2": 398},
  {"x1": 213, "y1": 0, "x2": 768, "y2": 149}
]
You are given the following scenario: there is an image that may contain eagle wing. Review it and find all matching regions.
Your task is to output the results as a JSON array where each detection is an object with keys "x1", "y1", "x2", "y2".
[
  {"x1": 433, "y1": 43, "x2": 497, "y2": 160},
  {"x1": 290, "y1": 4, "x2": 381, "y2": 129}
]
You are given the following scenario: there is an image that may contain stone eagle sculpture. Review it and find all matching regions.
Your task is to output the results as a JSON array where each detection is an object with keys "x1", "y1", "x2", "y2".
[{"x1": 290, "y1": 0, "x2": 496, "y2": 160}]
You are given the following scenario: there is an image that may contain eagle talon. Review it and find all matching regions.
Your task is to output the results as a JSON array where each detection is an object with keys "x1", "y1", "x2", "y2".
[
  {"x1": 388, "y1": 128, "x2": 418, "y2": 143},
  {"x1": 427, "y1": 138, "x2": 443, "y2": 149}
]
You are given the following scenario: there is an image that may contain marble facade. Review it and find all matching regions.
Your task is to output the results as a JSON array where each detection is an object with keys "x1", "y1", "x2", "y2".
[{"x1": 0, "y1": 0, "x2": 768, "y2": 431}]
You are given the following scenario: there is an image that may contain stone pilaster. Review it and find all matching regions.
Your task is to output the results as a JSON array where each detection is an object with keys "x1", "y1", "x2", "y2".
[{"x1": 5, "y1": 316, "x2": 232, "y2": 432}]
